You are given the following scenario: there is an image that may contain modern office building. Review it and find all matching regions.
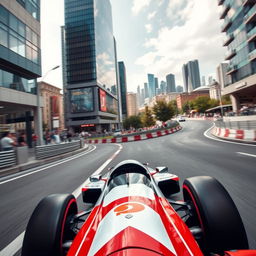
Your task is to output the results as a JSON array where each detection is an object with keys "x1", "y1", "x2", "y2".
[
  {"x1": 147, "y1": 74, "x2": 155, "y2": 98},
  {"x1": 0, "y1": 0, "x2": 41, "y2": 147},
  {"x1": 201, "y1": 76, "x2": 206, "y2": 86},
  {"x1": 144, "y1": 82, "x2": 149, "y2": 98},
  {"x1": 118, "y1": 61, "x2": 127, "y2": 119},
  {"x1": 182, "y1": 60, "x2": 201, "y2": 92},
  {"x1": 154, "y1": 77, "x2": 159, "y2": 95},
  {"x1": 216, "y1": 62, "x2": 232, "y2": 90},
  {"x1": 127, "y1": 92, "x2": 138, "y2": 116},
  {"x1": 160, "y1": 80, "x2": 167, "y2": 94},
  {"x1": 63, "y1": 0, "x2": 119, "y2": 132},
  {"x1": 176, "y1": 85, "x2": 184, "y2": 93},
  {"x1": 218, "y1": 0, "x2": 256, "y2": 111},
  {"x1": 166, "y1": 73, "x2": 176, "y2": 93}
]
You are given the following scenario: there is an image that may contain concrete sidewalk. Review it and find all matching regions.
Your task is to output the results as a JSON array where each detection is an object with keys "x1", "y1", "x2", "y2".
[{"x1": 0, "y1": 144, "x2": 89, "y2": 178}]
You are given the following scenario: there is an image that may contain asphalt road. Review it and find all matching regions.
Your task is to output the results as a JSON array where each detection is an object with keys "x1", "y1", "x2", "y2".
[{"x1": 0, "y1": 120, "x2": 255, "y2": 255}]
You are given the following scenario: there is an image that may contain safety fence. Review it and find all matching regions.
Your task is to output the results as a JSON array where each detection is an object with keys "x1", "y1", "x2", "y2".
[
  {"x1": 35, "y1": 140, "x2": 82, "y2": 160},
  {"x1": 0, "y1": 150, "x2": 16, "y2": 169},
  {"x1": 215, "y1": 120, "x2": 256, "y2": 130}
]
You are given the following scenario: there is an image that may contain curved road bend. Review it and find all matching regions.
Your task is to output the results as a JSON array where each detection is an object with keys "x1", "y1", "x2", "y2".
[{"x1": 0, "y1": 120, "x2": 255, "y2": 255}]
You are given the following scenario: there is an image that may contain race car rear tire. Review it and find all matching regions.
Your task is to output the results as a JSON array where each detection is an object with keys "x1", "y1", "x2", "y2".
[
  {"x1": 183, "y1": 176, "x2": 248, "y2": 255},
  {"x1": 22, "y1": 194, "x2": 78, "y2": 256}
]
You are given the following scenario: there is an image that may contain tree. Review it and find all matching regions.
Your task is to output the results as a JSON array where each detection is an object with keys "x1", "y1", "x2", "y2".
[
  {"x1": 123, "y1": 115, "x2": 142, "y2": 130},
  {"x1": 182, "y1": 101, "x2": 194, "y2": 114},
  {"x1": 142, "y1": 106, "x2": 155, "y2": 127},
  {"x1": 169, "y1": 100, "x2": 179, "y2": 115},
  {"x1": 221, "y1": 95, "x2": 231, "y2": 105},
  {"x1": 193, "y1": 96, "x2": 212, "y2": 113},
  {"x1": 209, "y1": 99, "x2": 219, "y2": 108},
  {"x1": 153, "y1": 101, "x2": 175, "y2": 122}
]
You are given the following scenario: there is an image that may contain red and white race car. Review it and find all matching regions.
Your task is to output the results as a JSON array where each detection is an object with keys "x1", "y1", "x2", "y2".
[{"x1": 22, "y1": 160, "x2": 255, "y2": 256}]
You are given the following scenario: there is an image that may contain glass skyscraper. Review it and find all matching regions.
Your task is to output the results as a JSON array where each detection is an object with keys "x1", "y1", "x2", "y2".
[
  {"x1": 218, "y1": 0, "x2": 256, "y2": 111},
  {"x1": 182, "y1": 60, "x2": 201, "y2": 93},
  {"x1": 63, "y1": 0, "x2": 119, "y2": 132},
  {"x1": 0, "y1": 0, "x2": 41, "y2": 146},
  {"x1": 147, "y1": 74, "x2": 155, "y2": 99},
  {"x1": 166, "y1": 73, "x2": 176, "y2": 93},
  {"x1": 118, "y1": 61, "x2": 127, "y2": 119}
]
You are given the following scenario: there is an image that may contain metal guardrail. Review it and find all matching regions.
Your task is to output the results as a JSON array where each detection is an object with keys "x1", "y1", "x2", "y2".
[
  {"x1": 215, "y1": 120, "x2": 256, "y2": 130},
  {"x1": 0, "y1": 150, "x2": 16, "y2": 169},
  {"x1": 35, "y1": 140, "x2": 82, "y2": 160}
]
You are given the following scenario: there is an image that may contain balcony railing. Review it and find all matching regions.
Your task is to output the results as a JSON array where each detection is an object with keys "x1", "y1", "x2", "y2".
[
  {"x1": 244, "y1": 4, "x2": 256, "y2": 24},
  {"x1": 225, "y1": 49, "x2": 236, "y2": 60},
  {"x1": 220, "y1": 4, "x2": 230, "y2": 19},
  {"x1": 249, "y1": 48, "x2": 256, "y2": 61},
  {"x1": 218, "y1": 0, "x2": 225, "y2": 5},
  {"x1": 247, "y1": 26, "x2": 256, "y2": 42},
  {"x1": 221, "y1": 17, "x2": 232, "y2": 32},
  {"x1": 223, "y1": 33, "x2": 234, "y2": 46},
  {"x1": 226, "y1": 64, "x2": 238, "y2": 75}
]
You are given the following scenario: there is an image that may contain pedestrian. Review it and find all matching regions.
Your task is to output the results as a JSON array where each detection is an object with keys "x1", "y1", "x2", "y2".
[
  {"x1": 53, "y1": 130, "x2": 61, "y2": 144},
  {"x1": 0, "y1": 132, "x2": 16, "y2": 151},
  {"x1": 32, "y1": 133, "x2": 38, "y2": 147},
  {"x1": 17, "y1": 132, "x2": 27, "y2": 146},
  {"x1": 67, "y1": 131, "x2": 72, "y2": 142}
]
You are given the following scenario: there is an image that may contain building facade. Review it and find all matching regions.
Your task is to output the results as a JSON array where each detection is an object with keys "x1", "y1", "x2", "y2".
[
  {"x1": 63, "y1": 0, "x2": 119, "y2": 133},
  {"x1": 166, "y1": 73, "x2": 176, "y2": 93},
  {"x1": 176, "y1": 85, "x2": 184, "y2": 93},
  {"x1": 127, "y1": 92, "x2": 138, "y2": 117},
  {"x1": 160, "y1": 80, "x2": 167, "y2": 94},
  {"x1": 0, "y1": 0, "x2": 41, "y2": 147},
  {"x1": 209, "y1": 81, "x2": 222, "y2": 100},
  {"x1": 118, "y1": 61, "x2": 127, "y2": 119},
  {"x1": 39, "y1": 82, "x2": 64, "y2": 131},
  {"x1": 147, "y1": 74, "x2": 155, "y2": 99},
  {"x1": 218, "y1": 0, "x2": 256, "y2": 112},
  {"x1": 176, "y1": 91, "x2": 209, "y2": 110},
  {"x1": 144, "y1": 82, "x2": 149, "y2": 99},
  {"x1": 182, "y1": 60, "x2": 201, "y2": 92},
  {"x1": 216, "y1": 62, "x2": 232, "y2": 90}
]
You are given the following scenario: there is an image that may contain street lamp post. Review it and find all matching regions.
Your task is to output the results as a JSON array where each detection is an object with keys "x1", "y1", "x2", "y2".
[{"x1": 36, "y1": 65, "x2": 60, "y2": 145}]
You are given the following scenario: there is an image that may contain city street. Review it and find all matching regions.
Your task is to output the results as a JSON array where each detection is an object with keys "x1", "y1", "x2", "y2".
[{"x1": 0, "y1": 120, "x2": 256, "y2": 255}]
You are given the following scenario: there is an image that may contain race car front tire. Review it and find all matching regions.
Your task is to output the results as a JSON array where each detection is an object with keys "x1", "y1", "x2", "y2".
[
  {"x1": 183, "y1": 176, "x2": 248, "y2": 255},
  {"x1": 21, "y1": 194, "x2": 78, "y2": 256}
]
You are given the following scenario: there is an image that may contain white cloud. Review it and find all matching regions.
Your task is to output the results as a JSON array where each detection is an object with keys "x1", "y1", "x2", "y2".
[
  {"x1": 147, "y1": 11, "x2": 156, "y2": 20},
  {"x1": 145, "y1": 24, "x2": 153, "y2": 33},
  {"x1": 134, "y1": 0, "x2": 225, "y2": 87},
  {"x1": 132, "y1": 0, "x2": 151, "y2": 15}
]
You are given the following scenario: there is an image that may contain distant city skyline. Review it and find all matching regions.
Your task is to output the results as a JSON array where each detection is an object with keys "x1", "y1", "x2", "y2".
[{"x1": 40, "y1": 0, "x2": 226, "y2": 92}]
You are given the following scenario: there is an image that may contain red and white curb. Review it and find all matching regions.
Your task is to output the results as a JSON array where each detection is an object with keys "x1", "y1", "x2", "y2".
[
  {"x1": 212, "y1": 127, "x2": 256, "y2": 142},
  {"x1": 86, "y1": 126, "x2": 182, "y2": 144}
]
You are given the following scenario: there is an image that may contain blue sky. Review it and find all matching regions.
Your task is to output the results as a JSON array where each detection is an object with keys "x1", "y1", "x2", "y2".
[{"x1": 41, "y1": 0, "x2": 226, "y2": 92}]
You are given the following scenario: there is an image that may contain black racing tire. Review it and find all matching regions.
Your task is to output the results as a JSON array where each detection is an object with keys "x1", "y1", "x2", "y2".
[
  {"x1": 22, "y1": 194, "x2": 78, "y2": 256},
  {"x1": 183, "y1": 176, "x2": 248, "y2": 255}
]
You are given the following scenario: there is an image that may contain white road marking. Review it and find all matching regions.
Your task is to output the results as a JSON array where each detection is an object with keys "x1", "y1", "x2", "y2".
[
  {"x1": 237, "y1": 152, "x2": 256, "y2": 158},
  {"x1": 0, "y1": 144, "x2": 123, "y2": 256},
  {"x1": 204, "y1": 124, "x2": 256, "y2": 147},
  {"x1": 0, "y1": 146, "x2": 96, "y2": 185}
]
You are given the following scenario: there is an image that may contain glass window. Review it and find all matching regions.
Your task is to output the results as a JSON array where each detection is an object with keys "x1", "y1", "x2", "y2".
[
  {"x1": 18, "y1": 21, "x2": 26, "y2": 37},
  {"x1": 26, "y1": 44, "x2": 32, "y2": 60},
  {"x1": 0, "y1": 27, "x2": 8, "y2": 47},
  {"x1": 0, "y1": 5, "x2": 8, "y2": 25},
  {"x1": 32, "y1": 31, "x2": 37, "y2": 46},
  {"x1": 10, "y1": 14, "x2": 18, "y2": 32},
  {"x1": 18, "y1": 40, "x2": 25, "y2": 57},
  {"x1": 32, "y1": 49, "x2": 38, "y2": 63},
  {"x1": 10, "y1": 35, "x2": 18, "y2": 53},
  {"x1": 26, "y1": 26, "x2": 32, "y2": 42}
]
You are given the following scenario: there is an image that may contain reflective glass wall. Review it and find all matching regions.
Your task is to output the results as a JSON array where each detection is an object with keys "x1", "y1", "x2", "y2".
[
  {"x1": 94, "y1": 0, "x2": 117, "y2": 95},
  {"x1": 0, "y1": 69, "x2": 36, "y2": 94},
  {"x1": 0, "y1": 5, "x2": 40, "y2": 64},
  {"x1": 64, "y1": 0, "x2": 96, "y2": 84}
]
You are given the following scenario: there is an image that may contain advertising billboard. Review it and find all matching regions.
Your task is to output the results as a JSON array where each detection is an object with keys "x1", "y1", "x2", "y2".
[
  {"x1": 99, "y1": 89, "x2": 117, "y2": 115},
  {"x1": 70, "y1": 88, "x2": 94, "y2": 113},
  {"x1": 99, "y1": 89, "x2": 107, "y2": 112}
]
